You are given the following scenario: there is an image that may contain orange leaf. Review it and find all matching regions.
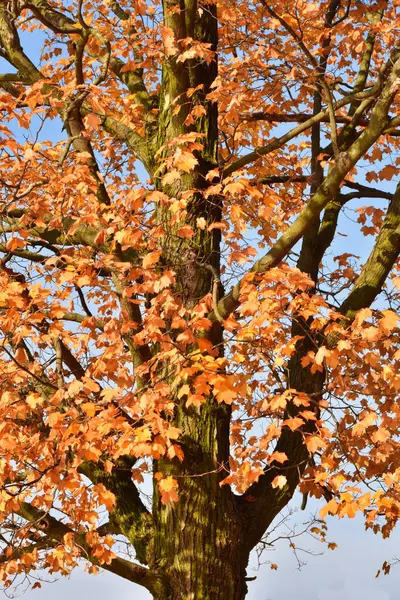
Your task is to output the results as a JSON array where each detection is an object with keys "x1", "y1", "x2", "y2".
[
  {"x1": 305, "y1": 435, "x2": 327, "y2": 453},
  {"x1": 143, "y1": 250, "x2": 162, "y2": 269},
  {"x1": 174, "y1": 149, "x2": 198, "y2": 172},
  {"x1": 271, "y1": 475, "x2": 287, "y2": 489},
  {"x1": 379, "y1": 310, "x2": 399, "y2": 333},
  {"x1": 269, "y1": 452, "x2": 288, "y2": 464},
  {"x1": 6, "y1": 237, "x2": 25, "y2": 251},
  {"x1": 320, "y1": 499, "x2": 338, "y2": 518},
  {"x1": 158, "y1": 476, "x2": 179, "y2": 505},
  {"x1": 284, "y1": 417, "x2": 304, "y2": 431}
]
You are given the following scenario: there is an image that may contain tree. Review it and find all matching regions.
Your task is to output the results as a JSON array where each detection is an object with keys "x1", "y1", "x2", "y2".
[{"x1": 0, "y1": 0, "x2": 400, "y2": 597}]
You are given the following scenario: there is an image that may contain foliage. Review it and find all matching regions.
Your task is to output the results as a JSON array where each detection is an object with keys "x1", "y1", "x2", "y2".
[{"x1": 0, "y1": 0, "x2": 400, "y2": 597}]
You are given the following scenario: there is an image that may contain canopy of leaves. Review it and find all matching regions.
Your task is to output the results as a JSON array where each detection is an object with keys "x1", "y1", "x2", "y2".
[{"x1": 0, "y1": 0, "x2": 399, "y2": 595}]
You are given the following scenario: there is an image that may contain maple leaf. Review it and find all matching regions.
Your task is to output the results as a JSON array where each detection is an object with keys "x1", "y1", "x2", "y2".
[
  {"x1": 176, "y1": 225, "x2": 194, "y2": 238},
  {"x1": 6, "y1": 237, "x2": 25, "y2": 251},
  {"x1": 352, "y1": 411, "x2": 377, "y2": 435},
  {"x1": 84, "y1": 113, "x2": 102, "y2": 130},
  {"x1": 320, "y1": 499, "x2": 339, "y2": 518},
  {"x1": 46, "y1": 412, "x2": 64, "y2": 427},
  {"x1": 269, "y1": 452, "x2": 288, "y2": 464},
  {"x1": 305, "y1": 435, "x2": 327, "y2": 453},
  {"x1": 162, "y1": 170, "x2": 181, "y2": 185},
  {"x1": 158, "y1": 476, "x2": 179, "y2": 505},
  {"x1": 271, "y1": 475, "x2": 287, "y2": 489},
  {"x1": 379, "y1": 310, "x2": 399, "y2": 333},
  {"x1": 173, "y1": 149, "x2": 198, "y2": 172},
  {"x1": 284, "y1": 416, "x2": 304, "y2": 431},
  {"x1": 32, "y1": 582, "x2": 42, "y2": 590},
  {"x1": 161, "y1": 26, "x2": 178, "y2": 56},
  {"x1": 328, "y1": 542, "x2": 338, "y2": 550},
  {"x1": 142, "y1": 250, "x2": 163, "y2": 269},
  {"x1": 95, "y1": 484, "x2": 116, "y2": 511}
]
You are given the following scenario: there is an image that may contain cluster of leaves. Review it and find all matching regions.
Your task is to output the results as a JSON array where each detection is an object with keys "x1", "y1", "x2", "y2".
[{"x1": 0, "y1": 0, "x2": 399, "y2": 595}]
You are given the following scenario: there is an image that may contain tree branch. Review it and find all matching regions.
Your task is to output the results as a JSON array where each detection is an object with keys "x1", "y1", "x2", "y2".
[
  {"x1": 236, "y1": 175, "x2": 400, "y2": 550},
  {"x1": 340, "y1": 181, "x2": 400, "y2": 319},
  {"x1": 342, "y1": 180, "x2": 393, "y2": 201},
  {"x1": 14, "y1": 502, "x2": 163, "y2": 593},
  {"x1": 223, "y1": 88, "x2": 381, "y2": 177},
  {"x1": 211, "y1": 52, "x2": 400, "y2": 324},
  {"x1": 78, "y1": 458, "x2": 152, "y2": 564}
]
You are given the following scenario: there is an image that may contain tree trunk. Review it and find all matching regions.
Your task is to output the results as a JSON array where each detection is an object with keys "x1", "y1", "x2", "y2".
[
  {"x1": 146, "y1": 3, "x2": 252, "y2": 598},
  {"x1": 152, "y1": 476, "x2": 250, "y2": 599}
]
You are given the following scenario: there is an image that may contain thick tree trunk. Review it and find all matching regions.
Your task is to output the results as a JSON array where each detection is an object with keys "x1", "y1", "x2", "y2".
[
  {"x1": 147, "y1": 3, "x2": 252, "y2": 598},
  {"x1": 152, "y1": 481, "x2": 249, "y2": 599},
  {"x1": 150, "y1": 398, "x2": 250, "y2": 600}
]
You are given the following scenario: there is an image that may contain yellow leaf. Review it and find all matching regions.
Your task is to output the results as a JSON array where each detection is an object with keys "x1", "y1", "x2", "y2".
[
  {"x1": 196, "y1": 217, "x2": 207, "y2": 229},
  {"x1": 352, "y1": 411, "x2": 376, "y2": 435},
  {"x1": 47, "y1": 412, "x2": 64, "y2": 427},
  {"x1": 95, "y1": 483, "x2": 116, "y2": 511},
  {"x1": 174, "y1": 149, "x2": 198, "y2": 172},
  {"x1": 371, "y1": 428, "x2": 390, "y2": 443},
  {"x1": 177, "y1": 384, "x2": 190, "y2": 399},
  {"x1": 161, "y1": 26, "x2": 178, "y2": 56},
  {"x1": 320, "y1": 499, "x2": 338, "y2": 518},
  {"x1": 162, "y1": 170, "x2": 181, "y2": 185},
  {"x1": 26, "y1": 392, "x2": 44, "y2": 409},
  {"x1": 340, "y1": 502, "x2": 357, "y2": 518},
  {"x1": 81, "y1": 402, "x2": 97, "y2": 417},
  {"x1": 82, "y1": 377, "x2": 100, "y2": 393}
]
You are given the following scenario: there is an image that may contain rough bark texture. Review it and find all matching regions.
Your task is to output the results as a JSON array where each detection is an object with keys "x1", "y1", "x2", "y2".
[{"x1": 148, "y1": 3, "x2": 252, "y2": 598}]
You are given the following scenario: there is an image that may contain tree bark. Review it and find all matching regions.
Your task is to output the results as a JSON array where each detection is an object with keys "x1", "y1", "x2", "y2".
[
  {"x1": 145, "y1": 2, "x2": 252, "y2": 598},
  {"x1": 151, "y1": 467, "x2": 249, "y2": 599}
]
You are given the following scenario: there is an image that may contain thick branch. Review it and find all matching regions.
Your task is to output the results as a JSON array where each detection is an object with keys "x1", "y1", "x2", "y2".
[
  {"x1": 78, "y1": 458, "x2": 152, "y2": 564},
  {"x1": 223, "y1": 89, "x2": 380, "y2": 177},
  {"x1": 241, "y1": 111, "x2": 368, "y2": 124},
  {"x1": 341, "y1": 180, "x2": 393, "y2": 201},
  {"x1": 237, "y1": 177, "x2": 400, "y2": 549},
  {"x1": 15, "y1": 502, "x2": 162, "y2": 593},
  {"x1": 340, "y1": 181, "x2": 400, "y2": 319},
  {"x1": 212, "y1": 54, "x2": 400, "y2": 323}
]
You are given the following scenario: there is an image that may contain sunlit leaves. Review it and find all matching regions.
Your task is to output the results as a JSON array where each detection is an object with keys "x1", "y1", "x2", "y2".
[
  {"x1": 0, "y1": 0, "x2": 400, "y2": 588},
  {"x1": 157, "y1": 475, "x2": 179, "y2": 505}
]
